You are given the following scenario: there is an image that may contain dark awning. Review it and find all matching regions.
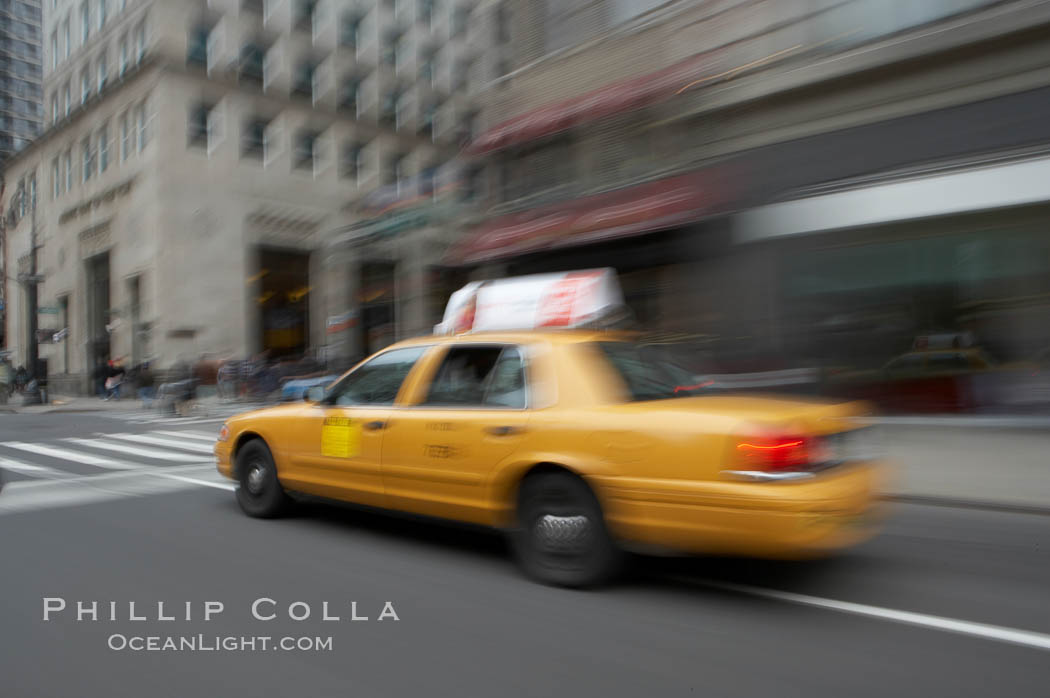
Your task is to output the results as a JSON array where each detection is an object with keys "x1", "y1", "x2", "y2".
[
  {"x1": 467, "y1": 51, "x2": 724, "y2": 155},
  {"x1": 446, "y1": 170, "x2": 731, "y2": 265}
]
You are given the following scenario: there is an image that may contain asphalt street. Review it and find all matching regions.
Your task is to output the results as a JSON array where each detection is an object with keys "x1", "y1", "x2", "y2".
[{"x1": 1, "y1": 411, "x2": 1048, "y2": 697}]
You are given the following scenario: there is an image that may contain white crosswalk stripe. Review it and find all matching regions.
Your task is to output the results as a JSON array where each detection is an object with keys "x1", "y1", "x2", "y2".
[
  {"x1": 104, "y1": 433, "x2": 216, "y2": 453},
  {"x1": 66, "y1": 438, "x2": 206, "y2": 462},
  {"x1": 0, "y1": 428, "x2": 225, "y2": 485},
  {"x1": 0, "y1": 457, "x2": 71, "y2": 480},
  {"x1": 2, "y1": 442, "x2": 141, "y2": 470},
  {"x1": 154, "y1": 430, "x2": 218, "y2": 442}
]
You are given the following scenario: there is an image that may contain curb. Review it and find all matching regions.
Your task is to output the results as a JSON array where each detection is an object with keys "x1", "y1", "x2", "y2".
[{"x1": 884, "y1": 493, "x2": 1050, "y2": 516}]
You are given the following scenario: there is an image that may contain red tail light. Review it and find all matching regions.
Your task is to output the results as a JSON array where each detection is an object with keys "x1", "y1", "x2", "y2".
[{"x1": 736, "y1": 436, "x2": 814, "y2": 472}]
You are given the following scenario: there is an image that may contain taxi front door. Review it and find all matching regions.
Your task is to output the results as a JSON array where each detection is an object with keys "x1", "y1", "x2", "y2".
[{"x1": 283, "y1": 346, "x2": 428, "y2": 507}]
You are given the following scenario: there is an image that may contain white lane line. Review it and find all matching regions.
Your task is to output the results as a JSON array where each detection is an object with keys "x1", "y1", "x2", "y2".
[
  {"x1": 67, "y1": 438, "x2": 204, "y2": 462},
  {"x1": 694, "y1": 579, "x2": 1050, "y2": 652},
  {"x1": 0, "y1": 457, "x2": 70, "y2": 480},
  {"x1": 155, "y1": 430, "x2": 218, "y2": 442},
  {"x1": 156, "y1": 473, "x2": 235, "y2": 491},
  {"x1": 104, "y1": 433, "x2": 215, "y2": 453},
  {"x1": 1, "y1": 442, "x2": 142, "y2": 470}
]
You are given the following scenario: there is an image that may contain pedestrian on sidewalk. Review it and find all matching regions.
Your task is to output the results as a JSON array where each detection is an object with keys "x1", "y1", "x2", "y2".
[{"x1": 104, "y1": 359, "x2": 126, "y2": 400}]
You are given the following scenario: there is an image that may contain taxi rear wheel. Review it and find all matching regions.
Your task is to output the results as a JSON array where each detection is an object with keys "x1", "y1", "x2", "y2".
[
  {"x1": 512, "y1": 471, "x2": 622, "y2": 587},
  {"x1": 235, "y1": 440, "x2": 291, "y2": 518}
]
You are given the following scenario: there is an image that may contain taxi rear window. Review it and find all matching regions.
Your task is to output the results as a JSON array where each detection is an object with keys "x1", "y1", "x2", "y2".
[{"x1": 593, "y1": 342, "x2": 703, "y2": 402}]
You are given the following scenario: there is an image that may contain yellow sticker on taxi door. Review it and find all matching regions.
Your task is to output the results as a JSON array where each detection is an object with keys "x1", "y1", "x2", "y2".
[{"x1": 321, "y1": 416, "x2": 361, "y2": 458}]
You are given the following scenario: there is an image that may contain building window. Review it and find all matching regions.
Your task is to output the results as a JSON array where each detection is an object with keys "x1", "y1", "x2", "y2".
[
  {"x1": 64, "y1": 82, "x2": 71, "y2": 115},
  {"x1": 97, "y1": 52, "x2": 108, "y2": 90},
  {"x1": 381, "y1": 34, "x2": 396, "y2": 66},
  {"x1": 340, "y1": 142, "x2": 363, "y2": 182},
  {"x1": 136, "y1": 21, "x2": 146, "y2": 63},
  {"x1": 52, "y1": 158, "x2": 60, "y2": 198},
  {"x1": 51, "y1": 96, "x2": 58, "y2": 122},
  {"x1": 339, "y1": 76, "x2": 359, "y2": 114},
  {"x1": 83, "y1": 136, "x2": 96, "y2": 182},
  {"x1": 119, "y1": 36, "x2": 127, "y2": 75},
  {"x1": 188, "y1": 25, "x2": 209, "y2": 68},
  {"x1": 136, "y1": 102, "x2": 147, "y2": 151},
  {"x1": 188, "y1": 103, "x2": 211, "y2": 148},
  {"x1": 380, "y1": 90, "x2": 399, "y2": 127},
  {"x1": 293, "y1": 60, "x2": 316, "y2": 98},
  {"x1": 81, "y1": 1, "x2": 90, "y2": 43},
  {"x1": 340, "y1": 13, "x2": 361, "y2": 49},
  {"x1": 51, "y1": 32, "x2": 58, "y2": 69},
  {"x1": 81, "y1": 70, "x2": 90, "y2": 104},
  {"x1": 29, "y1": 175, "x2": 37, "y2": 210},
  {"x1": 419, "y1": 101, "x2": 436, "y2": 138},
  {"x1": 65, "y1": 149, "x2": 73, "y2": 190},
  {"x1": 420, "y1": 53, "x2": 434, "y2": 84},
  {"x1": 453, "y1": 59, "x2": 469, "y2": 91},
  {"x1": 419, "y1": 0, "x2": 435, "y2": 26},
  {"x1": 387, "y1": 152, "x2": 405, "y2": 189},
  {"x1": 64, "y1": 18, "x2": 70, "y2": 59},
  {"x1": 98, "y1": 124, "x2": 109, "y2": 172},
  {"x1": 240, "y1": 43, "x2": 265, "y2": 84},
  {"x1": 452, "y1": 5, "x2": 468, "y2": 37},
  {"x1": 242, "y1": 117, "x2": 268, "y2": 159},
  {"x1": 98, "y1": 0, "x2": 107, "y2": 29},
  {"x1": 294, "y1": 130, "x2": 318, "y2": 170},
  {"x1": 120, "y1": 112, "x2": 130, "y2": 160},
  {"x1": 295, "y1": 0, "x2": 317, "y2": 31}
]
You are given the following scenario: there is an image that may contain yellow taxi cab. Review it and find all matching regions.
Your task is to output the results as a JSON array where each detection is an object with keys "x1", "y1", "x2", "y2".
[{"x1": 215, "y1": 270, "x2": 887, "y2": 586}]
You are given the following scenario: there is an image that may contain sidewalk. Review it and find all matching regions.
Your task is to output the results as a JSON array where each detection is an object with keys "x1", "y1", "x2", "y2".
[{"x1": 880, "y1": 423, "x2": 1050, "y2": 513}]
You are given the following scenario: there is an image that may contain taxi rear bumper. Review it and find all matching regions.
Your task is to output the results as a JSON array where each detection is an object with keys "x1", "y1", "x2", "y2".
[{"x1": 600, "y1": 462, "x2": 886, "y2": 558}]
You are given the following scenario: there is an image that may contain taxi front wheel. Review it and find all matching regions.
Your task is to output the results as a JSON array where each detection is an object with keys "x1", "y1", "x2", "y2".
[
  {"x1": 235, "y1": 440, "x2": 291, "y2": 518},
  {"x1": 512, "y1": 472, "x2": 623, "y2": 588}
]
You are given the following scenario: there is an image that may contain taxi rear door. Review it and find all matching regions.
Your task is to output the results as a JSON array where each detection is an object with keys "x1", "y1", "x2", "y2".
[{"x1": 381, "y1": 344, "x2": 531, "y2": 524}]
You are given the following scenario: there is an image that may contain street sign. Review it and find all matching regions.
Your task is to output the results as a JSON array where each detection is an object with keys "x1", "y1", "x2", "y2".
[
  {"x1": 18, "y1": 274, "x2": 44, "y2": 284},
  {"x1": 39, "y1": 306, "x2": 60, "y2": 315}
]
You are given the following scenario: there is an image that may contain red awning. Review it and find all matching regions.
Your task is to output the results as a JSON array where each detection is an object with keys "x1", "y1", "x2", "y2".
[
  {"x1": 468, "y1": 51, "x2": 725, "y2": 155},
  {"x1": 447, "y1": 171, "x2": 730, "y2": 265}
]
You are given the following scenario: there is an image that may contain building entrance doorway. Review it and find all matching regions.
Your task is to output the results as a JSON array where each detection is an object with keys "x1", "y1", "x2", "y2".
[{"x1": 256, "y1": 248, "x2": 311, "y2": 359}]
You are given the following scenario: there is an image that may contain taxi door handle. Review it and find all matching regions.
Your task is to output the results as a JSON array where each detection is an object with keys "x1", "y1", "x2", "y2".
[
  {"x1": 485, "y1": 425, "x2": 524, "y2": 436},
  {"x1": 363, "y1": 420, "x2": 387, "y2": 431}
]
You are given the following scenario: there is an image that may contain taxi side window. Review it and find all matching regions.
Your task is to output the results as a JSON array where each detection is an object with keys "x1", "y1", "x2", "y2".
[
  {"x1": 324, "y1": 346, "x2": 427, "y2": 406},
  {"x1": 424, "y1": 346, "x2": 527, "y2": 408}
]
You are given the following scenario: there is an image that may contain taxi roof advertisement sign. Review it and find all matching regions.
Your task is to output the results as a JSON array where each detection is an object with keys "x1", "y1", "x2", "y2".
[{"x1": 435, "y1": 269, "x2": 625, "y2": 335}]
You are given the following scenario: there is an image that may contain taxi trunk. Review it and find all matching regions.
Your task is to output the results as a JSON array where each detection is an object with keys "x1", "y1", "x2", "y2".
[{"x1": 592, "y1": 395, "x2": 888, "y2": 558}]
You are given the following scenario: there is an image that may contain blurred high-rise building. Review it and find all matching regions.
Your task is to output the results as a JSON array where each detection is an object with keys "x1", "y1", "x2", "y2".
[
  {"x1": 1, "y1": 0, "x2": 498, "y2": 390},
  {"x1": 0, "y1": 0, "x2": 44, "y2": 163},
  {"x1": 0, "y1": 0, "x2": 44, "y2": 351},
  {"x1": 451, "y1": 0, "x2": 1050, "y2": 408}
]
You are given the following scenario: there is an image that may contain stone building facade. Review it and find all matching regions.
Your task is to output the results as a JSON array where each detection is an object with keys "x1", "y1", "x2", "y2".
[{"x1": 1, "y1": 0, "x2": 499, "y2": 392}]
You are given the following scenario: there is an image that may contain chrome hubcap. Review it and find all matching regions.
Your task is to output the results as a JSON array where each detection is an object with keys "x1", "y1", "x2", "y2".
[
  {"x1": 534, "y1": 514, "x2": 592, "y2": 553},
  {"x1": 245, "y1": 463, "x2": 265, "y2": 495}
]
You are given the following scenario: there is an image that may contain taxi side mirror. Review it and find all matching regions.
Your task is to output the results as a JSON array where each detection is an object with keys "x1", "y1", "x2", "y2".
[{"x1": 304, "y1": 386, "x2": 326, "y2": 403}]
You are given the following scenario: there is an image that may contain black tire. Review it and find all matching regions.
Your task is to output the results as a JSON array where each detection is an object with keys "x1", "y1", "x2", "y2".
[
  {"x1": 235, "y1": 439, "x2": 291, "y2": 518},
  {"x1": 511, "y1": 471, "x2": 623, "y2": 587}
]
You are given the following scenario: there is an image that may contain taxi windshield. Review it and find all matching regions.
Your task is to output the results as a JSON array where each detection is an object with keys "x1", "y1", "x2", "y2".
[{"x1": 594, "y1": 341, "x2": 710, "y2": 402}]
